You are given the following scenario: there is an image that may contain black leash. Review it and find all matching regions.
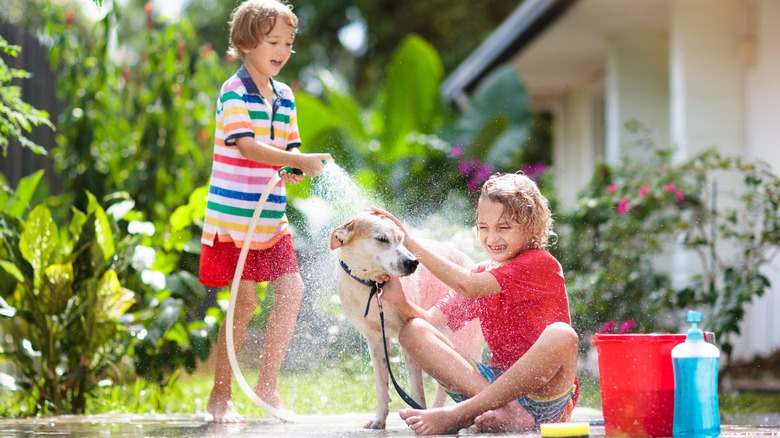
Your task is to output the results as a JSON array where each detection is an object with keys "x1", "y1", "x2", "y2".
[{"x1": 339, "y1": 261, "x2": 425, "y2": 410}]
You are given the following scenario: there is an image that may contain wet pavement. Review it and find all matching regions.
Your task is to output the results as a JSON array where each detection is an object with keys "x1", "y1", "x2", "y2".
[{"x1": 0, "y1": 409, "x2": 779, "y2": 437}]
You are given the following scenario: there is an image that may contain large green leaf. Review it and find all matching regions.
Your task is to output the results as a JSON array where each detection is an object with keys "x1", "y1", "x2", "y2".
[
  {"x1": 447, "y1": 64, "x2": 530, "y2": 167},
  {"x1": 296, "y1": 92, "x2": 343, "y2": 146},
  {"x1": 86, "y1": 192, "x2": 115, "y2": 261},
  {"x1": 43, "y1": 263, "x2": 74, "y2": 315},
  {"x1": 19, "y1": 204, "x2": 58, "y2": 290},
  {"x1": 3, "y1": 170, "x2": 44, "y2": 217},
  {"x1": 96, "y1": 270, "x2": 135, "y2": 320},
  {"x1": 319, "y1": 79, "x2": 370, "y2": 145},
  {"x1": 382, "y1": 35, "x2": 444, "y2": 159}
]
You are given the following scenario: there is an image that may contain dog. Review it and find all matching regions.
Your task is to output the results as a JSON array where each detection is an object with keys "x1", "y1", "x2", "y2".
[{"x1": 329, "y1": 211, "x2": 483, "y2": 429}]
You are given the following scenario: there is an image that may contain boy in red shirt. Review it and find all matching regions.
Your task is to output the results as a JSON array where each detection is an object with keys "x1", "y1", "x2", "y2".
[{"x1": 373, "y1": 172, "x2": 578, "y2": 435}]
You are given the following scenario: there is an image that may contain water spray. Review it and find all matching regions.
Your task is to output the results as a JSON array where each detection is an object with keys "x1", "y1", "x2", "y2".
[{"x1": 225, "y1": 164, "x2": 332, "y2": 424}]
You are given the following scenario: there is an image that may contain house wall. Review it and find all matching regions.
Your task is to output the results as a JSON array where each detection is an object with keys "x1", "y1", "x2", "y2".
[
  {"x1": 552, "y1": 84, "x2": 603, "y2": 206},
  {"x1": 669, "y1": 0, "x2": 779, "y2": 360},
  {"x1": 605, "y1": 33, "x2": 669, "y2": 163},
  {"x1": 511, "y1": 0, "x2": 779, "y2": 360},
  {"x1": 736, "y1": 0, "x2": 780, "y2": 360},
  {"x1": 669, "y1": 0, "x2": 744, "y2": 159}
]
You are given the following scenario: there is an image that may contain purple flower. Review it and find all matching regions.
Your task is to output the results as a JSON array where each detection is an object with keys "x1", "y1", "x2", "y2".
[
  {"x1": 458, "y1": 161, "x2": 471, "y2": 176},
  {"x1": 521, "y1": 162, "x2": 547, "y2": 180},
  {"x1": 451, "y1": 145, "x2": 465, "y2": 158}
]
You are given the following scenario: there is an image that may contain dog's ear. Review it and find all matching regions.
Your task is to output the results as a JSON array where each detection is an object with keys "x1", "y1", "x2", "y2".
[{"x1": 329, "y1": 224, "x2": 351, "y2": 250}]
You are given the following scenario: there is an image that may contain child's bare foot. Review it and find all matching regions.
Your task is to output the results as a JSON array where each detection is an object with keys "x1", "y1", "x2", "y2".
[
  {"x1": 253, "y1": 382, "x2": 284, "y2": 409},
  {"x1": 399, "y1": 406, "x2": 473, "y2": 436},
  {"x1": 207, "y1": 395, "x2": 246, "y2": 424},
  {"x1": 473, "y1": 401, "x2": 535, "y2": 433}
]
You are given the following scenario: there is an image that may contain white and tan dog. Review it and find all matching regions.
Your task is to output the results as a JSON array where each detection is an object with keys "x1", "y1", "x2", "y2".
[{"x1": 329, "y1": 211, "x2": 483, "y2": 429}]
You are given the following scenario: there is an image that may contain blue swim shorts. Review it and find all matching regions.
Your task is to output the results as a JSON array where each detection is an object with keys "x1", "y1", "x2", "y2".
[{"x1": 443, "y1": 361, "x2": 576, "y2": 426}]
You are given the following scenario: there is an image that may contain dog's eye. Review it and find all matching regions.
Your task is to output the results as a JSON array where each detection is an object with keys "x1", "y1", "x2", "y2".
[{"x1": 375, "y1": 235, "x2": 389, "y2": 243}]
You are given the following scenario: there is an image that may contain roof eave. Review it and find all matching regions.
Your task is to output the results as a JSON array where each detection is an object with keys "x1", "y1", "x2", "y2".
[{"x1": 441, "y1": 0, "x2": 578, "y2": 107}]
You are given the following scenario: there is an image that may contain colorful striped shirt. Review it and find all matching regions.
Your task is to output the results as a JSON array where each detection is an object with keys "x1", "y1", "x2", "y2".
[{"x1": 201, "y1": 65, "x2": 302, "y2": 250}]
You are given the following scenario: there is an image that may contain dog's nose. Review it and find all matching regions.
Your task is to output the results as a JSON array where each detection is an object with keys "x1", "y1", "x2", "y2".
[{"x1": 403, "y1": 258, "x2": 419, "y2": 272}]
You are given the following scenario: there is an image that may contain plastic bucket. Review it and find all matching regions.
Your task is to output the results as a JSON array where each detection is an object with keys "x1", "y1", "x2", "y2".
[{"x1": 592, "y1": 333, "x2": 686, "y2": 437}]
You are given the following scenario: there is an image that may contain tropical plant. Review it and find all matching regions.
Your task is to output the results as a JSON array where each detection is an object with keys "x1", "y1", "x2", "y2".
[
  {"x1": 0, "y1": 173, "x2": 139, "y2": 414},
  {"x1": 0, "y1": 36, "x2": 53, "y2": 157},
  {"x1": 44, "y1": 1, "x2": 224, "y2": 218},
  {"x1": 292, "y1": 36, "x2": 533, "y2": 224}
]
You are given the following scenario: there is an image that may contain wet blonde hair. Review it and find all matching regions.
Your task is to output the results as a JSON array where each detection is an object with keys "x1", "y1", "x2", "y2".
[
  {"x1": 478, "y1": 172, "x2": 555, "y2": 249},
  {"x1": 227, "y1": 0, "x2": 298, "y2": 59}
]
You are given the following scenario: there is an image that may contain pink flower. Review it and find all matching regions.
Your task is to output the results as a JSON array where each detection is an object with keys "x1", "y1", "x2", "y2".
[
  {"x1": 451, "y1": 146, "x2": 464, "y2": 158},
  {"x1": 619, "y1": 319, "x2": 638, "y2": 334},
  {"x1": 617, "y1": 198, "x2": 630, "y2": 214},
  {"x1": 676, "y1": 190, "x2": 685, "y2": 202},
  {"x1": 598, "y1": 320, "x2": 617, "y2": 334},
  {"x1": 666, "y1": 183, "x2": 676, "y2": 193},
  {"x1": 639, "y1": 186, "x2": 650, "y2": 196},
  {"x1": 607, "y1": 184, "x2": 617, "y2": 194}
]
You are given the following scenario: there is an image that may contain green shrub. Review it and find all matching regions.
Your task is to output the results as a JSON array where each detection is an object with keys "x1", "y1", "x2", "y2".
[{"x1": 0, "y1": 181, "x2": 139, "y2": 414}]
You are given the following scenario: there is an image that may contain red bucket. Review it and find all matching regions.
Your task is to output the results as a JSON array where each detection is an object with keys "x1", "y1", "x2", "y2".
[{"x1": 592, "y1": 333, "x2": 686, "y2": 437}]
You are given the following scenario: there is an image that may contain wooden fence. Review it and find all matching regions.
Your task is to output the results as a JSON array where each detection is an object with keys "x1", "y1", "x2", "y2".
[{"x1": 0, "y1": 19, "x2": 64, "y2": 193}]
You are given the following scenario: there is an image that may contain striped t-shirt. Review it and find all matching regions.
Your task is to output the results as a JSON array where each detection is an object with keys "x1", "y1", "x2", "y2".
[{"x1": 201, "y1": 65, "x2": 302, "y2": 250}]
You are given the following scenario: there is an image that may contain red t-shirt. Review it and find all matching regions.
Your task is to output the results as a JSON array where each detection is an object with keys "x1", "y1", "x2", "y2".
[{"x1": 437, "y1": 249, "x2": 571, "y2": 371}]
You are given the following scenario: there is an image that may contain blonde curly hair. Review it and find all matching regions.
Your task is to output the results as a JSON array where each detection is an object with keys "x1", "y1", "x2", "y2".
[
  {"x1": 478, "y1": 172, "x2": 555, "y2": 249},
  {"x1": 227, "y1": 0, "x2": 298, "y2": 59}
]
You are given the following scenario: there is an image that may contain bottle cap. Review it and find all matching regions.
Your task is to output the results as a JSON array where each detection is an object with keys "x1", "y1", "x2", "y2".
[{"x1": 686, "y1": 310, "x2": 704, "y2": 342}]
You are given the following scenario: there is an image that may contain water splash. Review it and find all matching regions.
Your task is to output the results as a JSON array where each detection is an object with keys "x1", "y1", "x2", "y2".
[{"x1": 312, "y1": 162, "x2": 381, "y2": 221}]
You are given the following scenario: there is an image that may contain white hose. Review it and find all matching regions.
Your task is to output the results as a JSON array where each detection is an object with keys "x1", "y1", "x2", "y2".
[{"x1": 225, "y1": 170, "x2": 329, "y2": 423}]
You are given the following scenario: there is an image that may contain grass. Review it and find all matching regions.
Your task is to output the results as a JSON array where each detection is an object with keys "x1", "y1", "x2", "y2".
[{"x1": 2, "y1": 365, "x2": 778, "y2": 419}]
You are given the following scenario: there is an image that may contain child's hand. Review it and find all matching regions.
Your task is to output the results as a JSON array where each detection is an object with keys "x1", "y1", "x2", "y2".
[
  {"x1": 298, "y1": 153, "x2": 332, "y2": 177},
  {"x1": 279, "y1": 168, "x2": 304, "y2": 184},
  {"x1": 369, "y1": 207, "x2": 409, "y2": 237},
  {"x1": 378, "y1": 277, "x2": 406, "y2": 307}
]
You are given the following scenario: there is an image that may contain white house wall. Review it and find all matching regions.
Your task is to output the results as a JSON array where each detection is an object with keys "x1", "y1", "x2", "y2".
[
  {"x1": 605, "y1": 33, "x2": 670, "y2": 163},
  {"x1": 504, "y1": 0, "x2": 779, "y2": 360},
  {"x1": 669, "y1": 0, "x2": 745, "y2": 159},
  {"x1": 552, "y1": 84, "x2": 601, "y2": 206},
  {"x1": 669, "y1": 0, "x2": 777, "y2": 360},
  {"x1": 737, "y1": 0, "x2": 780, "y2": 360}
]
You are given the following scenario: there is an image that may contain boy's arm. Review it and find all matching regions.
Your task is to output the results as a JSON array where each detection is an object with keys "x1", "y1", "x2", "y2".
[
  {"x1": 371, "y1": 207, "x2": 502, "y2": 299},
  {"x1": 235, "y1": 137, "x2": 331, "y2": 176}
]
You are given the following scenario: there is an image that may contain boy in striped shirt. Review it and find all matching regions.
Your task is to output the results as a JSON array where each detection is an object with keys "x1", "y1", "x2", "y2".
[{"x1": 199, "y1": 0, "x2": 331, "y2": 423}]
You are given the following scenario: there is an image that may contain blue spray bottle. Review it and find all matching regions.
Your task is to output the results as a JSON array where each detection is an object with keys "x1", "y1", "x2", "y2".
[{"x1": 671, "y1": 310, "x2": 721, "y2": 437}]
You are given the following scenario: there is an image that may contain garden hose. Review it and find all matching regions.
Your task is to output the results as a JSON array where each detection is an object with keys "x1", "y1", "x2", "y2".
[{"x1": 225, "y1": 166, "x2": 326, "y2": 424}]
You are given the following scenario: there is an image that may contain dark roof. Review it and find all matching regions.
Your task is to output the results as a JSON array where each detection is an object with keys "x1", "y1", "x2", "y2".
[{"x1": 441, "y1": 0, "x2": 578, "y2": 106}]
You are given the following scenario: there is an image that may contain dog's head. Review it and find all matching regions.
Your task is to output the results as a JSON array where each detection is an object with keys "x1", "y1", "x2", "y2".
[{"x1": 330, "y1": 211, "x2": 419, "y2": 281}]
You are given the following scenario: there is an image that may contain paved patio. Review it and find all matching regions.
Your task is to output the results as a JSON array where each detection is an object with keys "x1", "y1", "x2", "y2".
[{"x1": 0, "y1": 411, "x2": 778, "y2": 437}]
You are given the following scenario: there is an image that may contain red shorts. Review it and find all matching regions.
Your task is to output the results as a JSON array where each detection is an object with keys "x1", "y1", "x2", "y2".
[{"x1": 199, "y1": 234, "x2": 299, "y2": 287}]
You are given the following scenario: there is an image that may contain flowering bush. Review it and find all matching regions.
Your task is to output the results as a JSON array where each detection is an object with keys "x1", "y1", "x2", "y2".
[
  {"x1": 597, "y1": 319, "x2": 638, "y2": 334},
  {"x1": 555, "y1": 146, "x2": 780, "y2": 364}
]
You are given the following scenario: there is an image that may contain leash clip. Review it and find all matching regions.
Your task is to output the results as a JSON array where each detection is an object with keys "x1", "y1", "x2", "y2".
[{"x1": 375, "y1": 286, "x2": 384, "y2": 311}]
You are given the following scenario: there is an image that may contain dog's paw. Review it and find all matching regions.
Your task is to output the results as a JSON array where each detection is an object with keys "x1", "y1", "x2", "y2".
[{"x1": 363, "y1": 417, "x2": 387, "y2": 430}]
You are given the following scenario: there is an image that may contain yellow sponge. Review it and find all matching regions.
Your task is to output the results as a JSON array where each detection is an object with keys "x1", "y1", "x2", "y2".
[{"x1": 540, "y1": 422, "x2": 590, "y2": 437}]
